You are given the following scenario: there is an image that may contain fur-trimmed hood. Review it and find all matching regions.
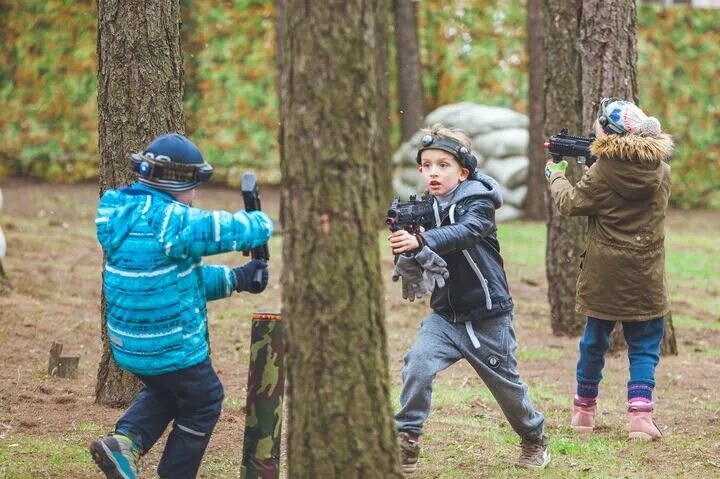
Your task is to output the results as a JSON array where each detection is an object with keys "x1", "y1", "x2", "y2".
[
  {"x1": 591, "y1": 133, "x2": 674, "y2": 164},
  {"x1": 591, "y1": 134, "x2": 673, "y2": 201}
]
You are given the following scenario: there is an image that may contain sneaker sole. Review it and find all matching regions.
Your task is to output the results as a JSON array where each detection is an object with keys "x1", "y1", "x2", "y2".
[
  {"x1": 88, "y1": 441, "x2": 134, "y2": 479},
  {"x1": 571, "y1": 425, "x2": 594, "y2": 434},
  {"x1": 628, "y1": 432, "x2": 661, "y2": 441}
]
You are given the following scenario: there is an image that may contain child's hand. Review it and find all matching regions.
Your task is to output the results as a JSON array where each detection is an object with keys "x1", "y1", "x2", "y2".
[
  {"x1": 388, "y1": 230, "x2": 420, "y2": 254},
  {"x1": 233, "y1": 259, "x2": 269, "y2": 294},
  {"x1": 545, "y1": 160, "x2": 568, "y2": 180}
]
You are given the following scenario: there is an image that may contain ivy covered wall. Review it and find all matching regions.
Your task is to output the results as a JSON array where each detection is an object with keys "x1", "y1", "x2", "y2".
[{"x1": 0, "y1": 1, "x2": 717, "y2": 207}]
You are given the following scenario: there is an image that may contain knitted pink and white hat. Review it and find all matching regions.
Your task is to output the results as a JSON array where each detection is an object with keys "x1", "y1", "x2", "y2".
[{"x1": 598, "y1": 98, "x2": 662, "y2": 136}]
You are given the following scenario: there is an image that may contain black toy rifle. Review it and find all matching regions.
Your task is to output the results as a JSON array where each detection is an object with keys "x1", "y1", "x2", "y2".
[
  {"x1": 544, "y1": 129, "x2": 597, "y2": 167},
  {"x1": 241, "y1": 172, "x2": 270, "y2": 290},
  {"x1": 386, "y1": 194, "x2": 435, "y2": 234}
]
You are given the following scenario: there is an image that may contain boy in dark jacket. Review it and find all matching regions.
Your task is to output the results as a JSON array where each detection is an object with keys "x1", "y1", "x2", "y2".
[
  {"x1": 389, "y1": 124, "x2": 548, "y2": 473},
  {"x1": 546, "y1": 99, "x2": 673, "y2": 440},
  {"x1": 90, "y1": 133, "x2": 274, "y2": 479}
]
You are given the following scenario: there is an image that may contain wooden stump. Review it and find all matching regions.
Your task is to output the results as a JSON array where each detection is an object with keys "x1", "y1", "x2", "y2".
[{"x1": 48, "y1": 342, "x2": 80, "y2": 379}]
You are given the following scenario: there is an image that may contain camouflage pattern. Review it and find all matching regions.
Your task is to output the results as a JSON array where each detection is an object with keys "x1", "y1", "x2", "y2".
[{"x1": 241, "y1": 313, "x2": 285, "y2": 479}]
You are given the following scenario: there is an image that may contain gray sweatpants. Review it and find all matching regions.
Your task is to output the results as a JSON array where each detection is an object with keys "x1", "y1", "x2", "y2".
[{"x1": 395, "y1": 311, "x2": 544, "y2": 441}]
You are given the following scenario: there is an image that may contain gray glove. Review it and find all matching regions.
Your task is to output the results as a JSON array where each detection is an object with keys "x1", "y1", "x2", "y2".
[
  {"x1": 414, "y1": 245, "x2": 449, "y2": 289},
  {"x1": 392, "y1": 254, "x2": 429, "y2": 302}
]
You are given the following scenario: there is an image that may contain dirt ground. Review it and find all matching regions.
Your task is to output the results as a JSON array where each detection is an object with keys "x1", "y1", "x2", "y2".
[{"x1": 0, "y1": 178, "x2": 719, "y2": 478}]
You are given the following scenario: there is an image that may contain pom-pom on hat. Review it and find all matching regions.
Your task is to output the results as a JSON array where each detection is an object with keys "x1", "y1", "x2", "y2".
[{"x1": 597, "y1": 98, "x2": 662, "y2": 136}]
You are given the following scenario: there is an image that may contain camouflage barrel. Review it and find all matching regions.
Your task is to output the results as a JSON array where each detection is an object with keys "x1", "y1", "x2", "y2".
[{"x1": 240, "y1": 312, "x2": 286, "y2": 479}]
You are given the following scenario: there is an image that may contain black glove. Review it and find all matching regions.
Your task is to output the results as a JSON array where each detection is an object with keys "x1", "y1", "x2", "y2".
[{"x1": 233, "y1": 259, "x2": 269, "y2": 294}]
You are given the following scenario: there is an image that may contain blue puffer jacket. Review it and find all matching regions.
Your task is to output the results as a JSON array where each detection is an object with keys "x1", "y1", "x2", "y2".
[{"x1": 95, "y1": 182, "x2": 273, "y2": 375}]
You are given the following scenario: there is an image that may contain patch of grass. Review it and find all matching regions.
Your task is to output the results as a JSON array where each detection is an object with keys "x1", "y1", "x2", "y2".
[
  {"x1": 202, "y1": 454, "x2": 243, "y2": 475},
  {"x1": 74, "y1": 422, "x2": 103, "y2": 434},
  {"x1": 0, "y1": 435, "x2": 94, "y2": 477},
  {"x1": 516, "y1": 345, "x2": 563, "y2": 361},
  {"x1": 528, "y1": 383, "x2": 568, "y2": 408},
  {"x1": 224, "y1": 395, "x2": 246, "y2": 412},
  {"x1": 497, "y1": 221, "x2": 547, "y2": 277},
  {"x1": 673, "y1": 314, "x2": 720, "y2": 331}
]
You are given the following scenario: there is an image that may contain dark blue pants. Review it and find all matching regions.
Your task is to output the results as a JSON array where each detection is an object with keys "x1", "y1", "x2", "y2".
[
  {"x1": 576, "y1": 317, "x2": 664, "y2": 401},
  {"x1": 115, "y1": 358, "x2": 224, "y2": 479}
]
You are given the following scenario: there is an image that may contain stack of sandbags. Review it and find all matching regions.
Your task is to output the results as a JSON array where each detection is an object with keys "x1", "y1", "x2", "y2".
[{"x1": 393, "y1": 102, "x2": 529, "y2": 222}]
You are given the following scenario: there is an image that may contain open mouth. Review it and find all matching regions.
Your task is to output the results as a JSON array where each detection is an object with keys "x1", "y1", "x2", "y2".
[{"x1": 429, "y1": 181, "x2": 441, "y2": 188}]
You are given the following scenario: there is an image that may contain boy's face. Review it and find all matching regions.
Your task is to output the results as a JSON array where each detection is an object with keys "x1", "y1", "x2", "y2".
[
  {"x1": 174, "y1": 188, "x2": 196, "y2": 205},
  {"x1": 418, "y1": 149, "x2": 469, "y2": 196}
]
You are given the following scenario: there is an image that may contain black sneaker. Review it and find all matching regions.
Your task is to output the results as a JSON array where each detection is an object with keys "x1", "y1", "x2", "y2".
[{"x1": 397, "y1": 432, "x2": 420, "y2": 474}]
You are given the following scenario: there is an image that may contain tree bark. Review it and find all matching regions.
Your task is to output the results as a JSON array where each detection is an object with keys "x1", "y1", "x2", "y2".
[
  {"x1": 96, "y1": 0, "x2": 185, "y2": 407},
  {"x1": 393, "y1": 0, "x2": 424, "y2": 142},
  {"x1": 374, "y1": 0, "x2": 394, "y2": 218},
  {"x1": 543, "y1": 0, "x2": 587, "y2": 336},
  {"x1": 279, "y1": 1, "x2": 403, "y2": 477},
  {"x1": 660, "y1": 311, "x2": 678, "y2": 356},
  {"x1": 525, "y1": 0, "x2": 546, "y2": 221}
]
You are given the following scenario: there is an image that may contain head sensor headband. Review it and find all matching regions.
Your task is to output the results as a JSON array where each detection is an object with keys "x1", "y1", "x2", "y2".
[
  {"x1": 130, "y1": 152, "x2": 214, "y2": 183},
  {"x1": 416, "y1": 134, "x2": 478, "y2": 175}
]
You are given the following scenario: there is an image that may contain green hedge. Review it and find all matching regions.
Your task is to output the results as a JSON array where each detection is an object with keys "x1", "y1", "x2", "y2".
[{"x1": 1, "y1": 1, "x2": 717, "y2": 208}]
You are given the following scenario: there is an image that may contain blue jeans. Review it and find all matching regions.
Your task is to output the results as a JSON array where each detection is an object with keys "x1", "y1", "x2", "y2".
[
  {"x1": 576, "y1": 317, "x2": 664, "y2": 401},
  {"x1": 115, "y1": 357, "x2": 224, "y2": 479}
]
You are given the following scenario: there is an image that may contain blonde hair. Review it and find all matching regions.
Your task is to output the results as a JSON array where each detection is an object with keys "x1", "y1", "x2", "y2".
[{"x1": 421, "y1": 123, "x2": 472, "y2": 150}]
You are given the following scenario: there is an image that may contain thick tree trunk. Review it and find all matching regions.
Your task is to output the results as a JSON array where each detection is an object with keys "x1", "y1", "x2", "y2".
[
  {"x1": 393, "y1": 0, "x2": 425, "y2": 142},
  {"x1": 525, "y1": 0, "x2": 546, "y2": 221},
  {"x1": 543, "y1": 0, "x2": 587, "y2": 336},
  {"x1": 96, "y1": 0, "x2": 185, "y2": 407},
  {"x1": 581, "y1": 0, "x2": 637, "y2": 352},
  {"x1": 660, "y1": 312, "x2": 678, "y2": 355},
  {"x1": 374, "y1": 0, "x2": 394, "y2": 218},
  {"x1": 279, "y1": 1, "x2": 403, "y2": 477}
]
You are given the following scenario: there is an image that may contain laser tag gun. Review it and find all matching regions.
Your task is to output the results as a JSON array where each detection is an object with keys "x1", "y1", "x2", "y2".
[
  {"x1": 241, "y1": 173, "x2": 270, "y2": 290},
  {"x1": 544, "y1": 128, "x2": 597, "y2": 167},
  {"x1": 386, "y1": 194, "x2": 436, "y2": 234}
]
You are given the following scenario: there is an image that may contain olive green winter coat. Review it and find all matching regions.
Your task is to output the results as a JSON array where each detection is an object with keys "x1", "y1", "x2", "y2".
[{"x1": 549, "y1": 133, "x2": 674, "y2": 322}]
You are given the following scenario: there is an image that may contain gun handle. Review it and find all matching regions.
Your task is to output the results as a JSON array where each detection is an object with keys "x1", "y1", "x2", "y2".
[
  {"x1": 551, "y1": 153, "x2": 562, "y2": 164},
  {"x1": 251, "y1": 259, "x2": 267, "y2": 291}
]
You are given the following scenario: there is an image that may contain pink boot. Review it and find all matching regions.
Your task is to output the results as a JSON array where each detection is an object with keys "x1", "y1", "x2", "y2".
[
  {"x1": 570, "y1": 397, "x2": 596, "y2": 433},
  {"x1": 628, "y1": 401, "x2": 662, "y2": 441}
]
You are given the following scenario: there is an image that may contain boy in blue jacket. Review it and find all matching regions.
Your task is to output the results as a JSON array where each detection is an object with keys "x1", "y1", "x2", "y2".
[
  {"x1": 89, "y1": 133, "x2": 273, "y2": 479},
  {"x1": 389, "y1": 125, "x2": 548, "y2": 473}
]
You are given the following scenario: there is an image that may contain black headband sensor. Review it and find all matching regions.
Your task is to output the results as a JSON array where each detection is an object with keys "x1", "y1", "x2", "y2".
[
  {"x1": 130, "y1": 152, "x2": 214, "y2": 183},
  {"x1": 416, "y1": 134, "x2": 478, "y2": 176}
]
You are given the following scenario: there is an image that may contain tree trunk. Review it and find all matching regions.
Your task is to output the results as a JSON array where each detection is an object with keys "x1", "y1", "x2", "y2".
[
  {"x1": 581, "y1": 0, "x2": 638, "y2": 351},
  {"x1": 660, "y1": 312, "x2": 678, "y2": 356},
  {"x1": 96, "y1": 0, "x2": 185, "y2": 407},
  {"x1": 374, "y1": 0, "x2": 394, "y2": 218},
  {"x1": 279, "y1": 1, "x2": 403, "y2": 477},
  {"x1": 543, "y1": 0, "x2": 587, "y2": 336},
  {"x1": 393, "y1": 0, "x2": 424, "y2": 142},
  {"x1": 525, "y1": 0, "x2": 546, "y2": 221}
]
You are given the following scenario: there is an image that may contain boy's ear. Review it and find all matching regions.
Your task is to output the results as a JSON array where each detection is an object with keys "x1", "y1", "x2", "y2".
[
  {"x1": 459, "y1": 167, "x2": 470, "y2": 181},
  {"x1": 418, "y1": 165, "x2": 423, "y2": 173}
]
